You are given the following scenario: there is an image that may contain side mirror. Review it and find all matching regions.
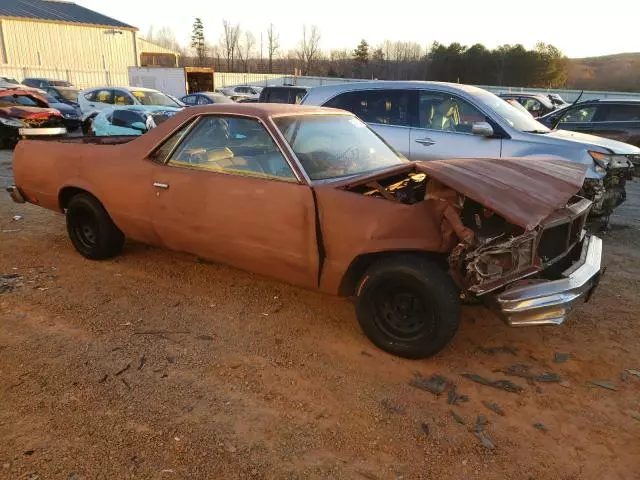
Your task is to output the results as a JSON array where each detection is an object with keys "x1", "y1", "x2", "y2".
[
  {"x1": 471, "y1": 121, "x2": 494, "y2": 137},
  {"x1": 131, "y1": 121, "x2": 147, "y2": 132}
]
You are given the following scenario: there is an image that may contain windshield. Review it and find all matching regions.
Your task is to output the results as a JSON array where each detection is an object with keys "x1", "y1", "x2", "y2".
[
  {"x1": 50, "y1": 80, "x2": 72, "y2": 87},
  {"x1": 55, "y1": 87, "x2": 79, "y2": 103},
  {"x1": 274, "y1": 114, "x2": 405, "y2": 181},
  {"x1": 475, "y1": 89, "x2": 550, "y2": 133},
  {"x1": 1, "y1": 77, "x2": 18, "y2": 84},
  {"x1": 131, "y1": 90, "x2": 180, "y2": 107},
  {"x1": 0, "y1": 94, "x2": 46, "y2": 108}
]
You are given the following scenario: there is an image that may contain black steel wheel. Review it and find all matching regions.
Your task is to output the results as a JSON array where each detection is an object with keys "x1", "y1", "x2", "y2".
[
  {"x1": 355, "y1": 254, "x2": 460, "y2": 359},
  {"x1": 66, "y1": 193, "x2": 124, "y2": 260}
]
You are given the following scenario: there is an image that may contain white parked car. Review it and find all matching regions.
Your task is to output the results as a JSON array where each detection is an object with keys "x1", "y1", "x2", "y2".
[
  {"x1": 217, "y1": 85, "x2": 262, "y2": 100},
  {"x1": 78, "y1": 86, "x2": 182, "y2": 113}
]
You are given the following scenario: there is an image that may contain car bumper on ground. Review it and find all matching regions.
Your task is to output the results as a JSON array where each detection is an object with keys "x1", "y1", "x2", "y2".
[
  {"x1": 493, "y1": 235, "x2": 602, "y2": 326},
  {"x1": 18, "y1": 127, "x2": 67, "y2": 138}
]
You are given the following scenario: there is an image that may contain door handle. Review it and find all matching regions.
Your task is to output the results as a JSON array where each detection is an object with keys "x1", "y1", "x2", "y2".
[
  {"x1": 415, "y1": 137, "x2": 435, "y2": 146},
  {"x1": 153, "y1": 182, "x2": 169, "y2": 189}
]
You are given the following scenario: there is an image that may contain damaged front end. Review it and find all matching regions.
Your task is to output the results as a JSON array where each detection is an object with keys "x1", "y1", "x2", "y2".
[
  {"x1": 583, "y1": 151, "x2": 638, "y2": 218},
  {"x1": 339, "y1": 158, "x2": 603, "y2": 328},
  {"x1": 448, "y1": 196, "x2": 601, "y2": 326}
]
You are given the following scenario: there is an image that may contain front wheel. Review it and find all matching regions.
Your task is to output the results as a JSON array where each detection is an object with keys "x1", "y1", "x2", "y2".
[
  {"x1": 355, "y1": 255, "x2": 461, "y2": 359},
  {"x1": 66, "y1": 193, "x2": 124, "y2": 260}
]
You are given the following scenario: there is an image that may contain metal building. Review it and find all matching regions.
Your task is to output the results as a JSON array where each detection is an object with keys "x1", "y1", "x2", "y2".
[{"x1": 0, "y1": 0, "x2": 177, "y2": 87}]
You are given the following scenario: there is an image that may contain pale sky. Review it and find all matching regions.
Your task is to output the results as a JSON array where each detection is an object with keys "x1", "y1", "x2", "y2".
[{"x1": 78, "y1": 0, "x2": 638, "y2": 58}]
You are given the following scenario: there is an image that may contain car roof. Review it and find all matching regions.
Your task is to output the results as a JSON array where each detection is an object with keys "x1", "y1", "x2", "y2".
[
  {"x1": 577, "y1": 98, "x2": 640, "y2": 104},
  {"x1": 301, "y1": 81, "x2": 494, "y2": 103},
  {"x1": 265, "y1": 85, "x2": 310, "y2": 89},
  {"x1": 500, "y1": 92, "x2": 549, "y2": 99},
  {"x1": 84, "y1": 86, "x2": 158, "y2": 93},
  {"x1": 194, "y1": 91, "x2": 226, "y2": 96},
  {"x1": 170, "y1": 103, "x2": 348, "y2": 120}
]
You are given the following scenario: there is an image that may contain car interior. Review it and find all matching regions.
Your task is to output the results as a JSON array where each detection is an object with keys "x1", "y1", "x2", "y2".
[
  {"x1": 419, "y1": 96, "x2": 484, "y2": 133},
  {"x1": 169, "y1": 117, "x2": 296, "y2": 180}
]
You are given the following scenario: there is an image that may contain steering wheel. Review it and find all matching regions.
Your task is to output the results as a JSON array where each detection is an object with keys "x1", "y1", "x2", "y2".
[
  {"x1": 180, "y1": 148, "x2": 208, "y2": 164},
  {"x1": 335, "y1": 145, "x2": 360, "y2": 169}
]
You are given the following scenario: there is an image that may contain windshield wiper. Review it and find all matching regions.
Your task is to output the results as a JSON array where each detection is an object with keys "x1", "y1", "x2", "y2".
[{"x1": 523, "y1": 130, "x2": 549, "y2": 134}]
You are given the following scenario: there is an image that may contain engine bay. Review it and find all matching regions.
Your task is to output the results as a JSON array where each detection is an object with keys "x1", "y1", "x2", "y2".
[{"x1": 342, "y1": 167, "x2": 574, "y2": 295}]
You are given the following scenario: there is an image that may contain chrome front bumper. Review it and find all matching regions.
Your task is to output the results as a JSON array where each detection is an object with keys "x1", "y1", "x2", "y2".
[{"x1": 493, "y1": 235, "x2": 602, "y2": 326}]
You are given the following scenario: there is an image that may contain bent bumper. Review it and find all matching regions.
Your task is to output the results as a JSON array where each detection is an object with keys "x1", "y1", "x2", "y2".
[{"x1": 493, "y1": 235, "x2": 602, "y2": 326}]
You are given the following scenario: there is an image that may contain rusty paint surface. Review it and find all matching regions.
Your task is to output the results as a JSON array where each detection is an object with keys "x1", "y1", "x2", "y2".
[
  {"x1": 415, "y1": 158, "x2": 588, "y2": 231},
  {"x1": 12, "y1": 104, "x2": 587, "y2": 296}
]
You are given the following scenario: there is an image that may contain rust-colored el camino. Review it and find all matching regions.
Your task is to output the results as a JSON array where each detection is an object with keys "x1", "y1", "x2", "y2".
[{"x1": 8, "y1": 104, "x2": 604, "y2": 358}]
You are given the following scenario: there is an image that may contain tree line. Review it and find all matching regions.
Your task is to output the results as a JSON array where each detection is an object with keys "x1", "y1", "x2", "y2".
[{"x1": 144, "y1": 20, "x2": 568, "y2": 88}]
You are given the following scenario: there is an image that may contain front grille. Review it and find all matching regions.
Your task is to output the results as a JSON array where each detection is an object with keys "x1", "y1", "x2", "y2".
[
  {"x1": 538, "y1": 210, "x2": 588, "y2": 263},
  {"x1": 538, "y1": 223, "x2": 570, "y2": 261}
]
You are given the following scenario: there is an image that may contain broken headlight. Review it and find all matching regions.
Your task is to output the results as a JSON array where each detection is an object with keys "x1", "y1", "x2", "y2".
[
  {"x1": 589, "y1": 151, "x2": 632, "y2": 174},
  {"x1": 473, "y1": 236, "x2": 535, "y2": 281}
]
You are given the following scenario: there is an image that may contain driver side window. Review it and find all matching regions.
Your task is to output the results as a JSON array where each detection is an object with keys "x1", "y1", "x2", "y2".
[
  {"x1": 167, "y1": 116, "x2": 296, "y2": 181},
  {"x1": 419, "y1": 92, "x2": 487, "y2": 133},
  {"x1": 560, "y1": 106, "x2": 597, "y2": 123}
]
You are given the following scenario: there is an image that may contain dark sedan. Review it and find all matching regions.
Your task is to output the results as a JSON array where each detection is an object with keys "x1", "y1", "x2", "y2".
[
  {"x1": 539, "y1": 99, "x2": 640, "y2": 148},
  {"x1": 180, "y1": 92, "x2": 234, "y2": 106},
  {"x1": 45, "y1": 94, "x2": 81, "y2": 131},
  {"x1": 43, "y1": 85, "x2": 80, "y2": 107}
]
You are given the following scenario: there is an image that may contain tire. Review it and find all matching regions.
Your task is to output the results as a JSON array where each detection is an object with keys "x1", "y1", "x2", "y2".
[
  {"x1": 65, "y1": 193, "x2": 124, "y2": 260},
  {"x1": 354, "y1": 254, "x2": 461, "y2": 359}
]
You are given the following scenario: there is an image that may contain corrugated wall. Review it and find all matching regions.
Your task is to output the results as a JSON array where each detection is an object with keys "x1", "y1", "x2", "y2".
[
  {"x1": 136, "y1": 38, "x2": 177, "y2": 56},
  {"x1": 1, "y1": 18, "x2": 136, "y2": 70}
]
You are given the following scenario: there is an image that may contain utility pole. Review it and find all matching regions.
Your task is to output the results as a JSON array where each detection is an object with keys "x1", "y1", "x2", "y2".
[{"x1": 260, "y1": 32, "x2": 263, "y2": 69}]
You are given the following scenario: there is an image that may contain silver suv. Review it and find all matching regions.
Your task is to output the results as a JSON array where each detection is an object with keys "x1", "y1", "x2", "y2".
[{"x1": 302, "y1": 81, "x2": 639, "y2": 218}]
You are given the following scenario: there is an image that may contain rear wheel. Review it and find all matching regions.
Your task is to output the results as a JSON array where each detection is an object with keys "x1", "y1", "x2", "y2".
[
  {"x1": 355, "y1": 255, "x2": 461, "y2": 359},
  {"x1": 66, "y1": 193, "x2": 124, "y2": 260}
]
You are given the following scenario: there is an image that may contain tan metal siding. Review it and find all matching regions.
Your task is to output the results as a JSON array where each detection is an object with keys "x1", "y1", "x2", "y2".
[
  {"x1": 1, "y1": 18, "x2": 135, "y2": 69},
  {"x1": 136, "y1": 38, "x2": 178, "y2": 56}
]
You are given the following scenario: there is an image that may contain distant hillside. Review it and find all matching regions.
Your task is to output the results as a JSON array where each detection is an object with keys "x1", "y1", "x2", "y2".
[{"x1": 568, "y1": 52, "x2": 640, "y2": 92}]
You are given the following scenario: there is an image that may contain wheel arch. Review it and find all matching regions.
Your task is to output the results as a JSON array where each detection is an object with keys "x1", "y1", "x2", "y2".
[
  {"x1": 338, "y1": 250, "x2": 449, "y2": 297},
  {"x1": 58, "y1": 185, "x2": 100, "y2": 211}
]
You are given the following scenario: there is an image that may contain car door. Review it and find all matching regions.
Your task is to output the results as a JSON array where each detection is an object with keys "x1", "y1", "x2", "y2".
[
  {"x1": 585, "y1": 104, "x2": 640, "y2": 145},
  {"x1": 148, "y1": 114, "x2": 319, "y2": 289},
  {"x1": 409, "y1": 91, "x2": 501, "y2": 161},
  {"x1": 113, "y1": 89, "x2": 135, "y2": 106},
  {"x1": 323, "y1": 89, "x2": 414, "y2": 158},
  {"x1": 554, "y1": 104, "x2": 599, "y2": 134},
  {"x1": 84, "y1": 89, "x2": 114, "y2": 111}
]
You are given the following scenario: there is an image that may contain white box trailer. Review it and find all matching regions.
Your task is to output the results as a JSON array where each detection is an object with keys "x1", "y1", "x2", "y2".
[{"x1": 128, "y1": 67, "x2": 215, "y2": 98}]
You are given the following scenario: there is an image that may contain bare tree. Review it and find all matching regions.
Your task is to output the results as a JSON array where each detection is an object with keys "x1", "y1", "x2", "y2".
[
  {"x1": 220, "y1": 20, "x2": 241, "y2": 71},
  {"x1": 266, "y1": 23, "x2": 280, "y2": 74},
  {"x1": 237, "y1": 31, "x2": 256, "y2": 72},
  {"x1": 296, "y1": 25, "x2": 321, "y2": 75},
  {"x1": 155, "y1": 26, "x2": 180, "y2": 51}
]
